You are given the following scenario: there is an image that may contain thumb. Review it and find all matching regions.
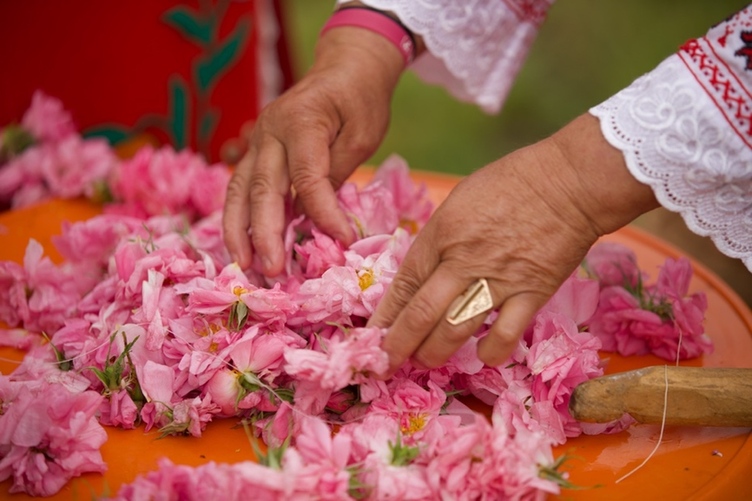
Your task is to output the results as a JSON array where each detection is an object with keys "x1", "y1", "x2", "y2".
[{"x1": 328, "y1": 123, "x2": 385, "y2": 189}]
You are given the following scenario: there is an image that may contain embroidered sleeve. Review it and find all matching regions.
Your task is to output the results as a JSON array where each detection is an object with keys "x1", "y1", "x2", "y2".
[
  {"x1": 590, "y1": 7, "x2": 752, "y2": 272},
  {"x1": 336, "y1": 0, "x2": 556, "y2": 113}
]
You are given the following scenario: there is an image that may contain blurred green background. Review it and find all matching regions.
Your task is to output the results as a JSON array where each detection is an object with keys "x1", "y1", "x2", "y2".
[
  {"x1": 285, "y1": 0, "x2": 749, "y2": 174},
  {"x1": 282, "y1": 0, "x2": 752, "y2": 306}
]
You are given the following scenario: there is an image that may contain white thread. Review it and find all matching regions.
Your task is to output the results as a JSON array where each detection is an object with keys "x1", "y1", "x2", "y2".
[
  {"x1": 615, "y1": 326, "x2": 684, "y2": 484},
  {"x1": 615, "y1": 364, "x2": 669, "y2": 484}
]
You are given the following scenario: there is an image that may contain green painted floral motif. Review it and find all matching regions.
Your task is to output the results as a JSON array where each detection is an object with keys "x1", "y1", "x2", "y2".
[{"x1": 84, "y1": 0, "x2": 251, "y2": 160}]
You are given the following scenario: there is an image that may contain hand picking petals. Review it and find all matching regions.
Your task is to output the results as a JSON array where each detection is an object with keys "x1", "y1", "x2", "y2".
[{"x1": 0, "y1": 129, "x2": 716, "y2": 500}]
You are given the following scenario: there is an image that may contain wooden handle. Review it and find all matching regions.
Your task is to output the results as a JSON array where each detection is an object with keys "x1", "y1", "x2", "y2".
[{"x1": 569, "y1": 366, "x2": 752, "y2": 427}]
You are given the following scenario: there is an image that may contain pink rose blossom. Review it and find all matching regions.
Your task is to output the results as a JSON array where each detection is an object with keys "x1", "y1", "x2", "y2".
[
  {"x1": 0, "y1": 239, "x2": 90, "y2": 334},
  {"x1": 526, "y1": 311, "x2": 603, "y2": 439},
  {"x1": 0, "y1": 136, "x2": 117, "y2": 208},
  {"x1": 294, "y1": 228, "x2": 346, "y2": 278},
  {"x1": 284, "y1": 327, "x2": 389, "y2": 414},
  {"x1": 585, "y1": 241, "x2": 643, "y2": 288},
  {"x1": 371, "y1": 154, "x2": 433, "y2": 233},
  {"x1": 52, "y1": 214, "x2": 144, "y2": 268},
  {"x1": 0, "y1": 378, "x2": 107, "y2": 497},
  {"x1": 286, "y1": 416, "x2": 352, "y2": 498},
  {"x1": 107, "y1": 145, "x2": 228, "y2": 220},
  {"x1": 21, "y1": 90, "x2": 77, "y2": 143},
  {"x1": 340, "y1": 413, "x2": 435, "y2": 500},
  {"x1": 538, "y1": 272, "x2": 600, "y2": 326},
  {"x1": 370, "y1": 379, "x2": 446, "y2": 443},
  {"x1": 587, "y1": 257, "x2": 711, "y2": 360},
  {"x1": 99, "y1": 390, "x2": 140, "y2": 429},
  {"x1": 337, "y1": 181, "x2": 400, "y2": 239}
]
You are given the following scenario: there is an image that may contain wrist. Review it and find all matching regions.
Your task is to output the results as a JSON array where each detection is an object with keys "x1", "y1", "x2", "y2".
[
  {"x1": 548, "y1": 114, "x2": 660, "y2": 237},
  {"x1": 314, "y1": 26, "x2": 405, "y2": 93},
  {"x1": 333, "y1": 1, "x2": 426, "y2": 59}
]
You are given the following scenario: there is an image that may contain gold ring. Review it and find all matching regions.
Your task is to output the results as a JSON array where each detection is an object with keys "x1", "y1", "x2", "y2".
[{"x1": 446, "y1": 278, "x2": 494, "y2": 325}]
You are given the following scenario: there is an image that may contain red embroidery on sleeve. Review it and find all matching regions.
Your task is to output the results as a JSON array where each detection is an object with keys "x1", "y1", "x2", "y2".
[
  {"x1": 501, "y1": 0, "x2": 553, "y2": 25},
  {"x1": 735, "y1": 31, "x2": 752, "y2": 69},
  {"x1": 678, "y1": 6, "x2": 752, "y2": 148}
]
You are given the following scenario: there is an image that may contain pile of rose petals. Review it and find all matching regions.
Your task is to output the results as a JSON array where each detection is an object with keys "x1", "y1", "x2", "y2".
[{"x1": 0, "y1": 93, "x2": 711, "y2": 499}]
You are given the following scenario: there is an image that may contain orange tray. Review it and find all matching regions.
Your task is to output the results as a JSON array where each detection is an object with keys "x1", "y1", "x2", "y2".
[{"x1": 1, "y1": 169, "x2": 751, "y2": 500}]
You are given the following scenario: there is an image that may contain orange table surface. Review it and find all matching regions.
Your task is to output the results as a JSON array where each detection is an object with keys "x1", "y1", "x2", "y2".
[{"x1": 0, "y1": 168, "x2": 751, "y2": 500}]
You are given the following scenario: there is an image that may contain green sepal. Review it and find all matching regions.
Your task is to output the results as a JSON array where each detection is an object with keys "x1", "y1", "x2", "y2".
[
  {"x1": 228, "y1": 301, "x2": 249, "y2": 332},
  {"x1": 41, "y1": 332, "x2": 72, "y2": 372},
  {"x1": 389, "y1": 434, "x2": 420, "y2": 466}
]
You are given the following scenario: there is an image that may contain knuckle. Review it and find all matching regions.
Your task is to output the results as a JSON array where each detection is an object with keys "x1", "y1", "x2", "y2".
[
  {"x1": 442, "y1": 325, "x2": 474, "y2": 344},
  {"x1": 343, "y1": 133, "x2": 375, "y2": 160},
  {"x1": 225, "y1": 175, "x2": 248, "y2": 200},
  {"x1": 413, "y1": 351, "x2": 443, "y2": 370},
  {"x1": 401, "y1": 293, "x2": 441, "y2": 332},
  {"x1": 489, "y1": 322, "x2": 522, "y2": 347},
  {"x1": 289, "y1": 169, "x2": 321, "y2": 196},
  {"x1": 387, "y1": 275, "x2": 422, "y2": 309},
  {"x1": 247, "y1": 172, "x2": 277, "y2": 200}
]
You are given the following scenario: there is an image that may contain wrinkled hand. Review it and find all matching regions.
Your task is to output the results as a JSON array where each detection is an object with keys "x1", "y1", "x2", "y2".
[
  {"x1": 223, "y1": 28, "x2": 405, "y2": 275},
  {"x1": 370, "y1": 114, "x2": 659, "y2": 374}
]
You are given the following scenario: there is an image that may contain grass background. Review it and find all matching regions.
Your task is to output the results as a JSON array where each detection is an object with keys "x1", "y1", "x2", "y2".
[
  {"x1": 281, "y1": 0, "x2": 752, "y2": 306},
  {"x1": 284, "y1": 0, "x2": 748, "y2": 173}
]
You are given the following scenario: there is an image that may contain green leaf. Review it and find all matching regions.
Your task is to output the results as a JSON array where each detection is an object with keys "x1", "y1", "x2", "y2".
[
  {"x1": 168, "y1": 76, "x2": 190, "y2": 149},
  {"x1": 199, "y1": 109, "x2": 220, "y2": 143},
  {"x1": 163, "y1": 6, "x2": 212, "y2": 46},
  {"x1": 82, "y1": 124, "x2": 132, "y2": 145},
  {"x1": 195, "y1": 18, "x2": 250, "y2": 92},
  {"x1": 90, "y1": 180, "x2": 115, "y2": 204},
  {"x1": 0, "y1": 124, "x2": 35, "y2": 161}
]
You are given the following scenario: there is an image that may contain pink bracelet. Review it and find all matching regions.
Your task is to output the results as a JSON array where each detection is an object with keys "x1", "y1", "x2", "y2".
[{"x1": 320, "y1": 7, "x2": 415, "y2": 66}]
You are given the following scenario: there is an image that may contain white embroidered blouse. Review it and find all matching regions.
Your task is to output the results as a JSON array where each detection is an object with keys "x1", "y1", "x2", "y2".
[{"x1": 340, "y1": 0, "x2": 752, "y2": 272}]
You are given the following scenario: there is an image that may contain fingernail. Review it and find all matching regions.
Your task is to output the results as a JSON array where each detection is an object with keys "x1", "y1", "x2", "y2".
[{"x1": 335, "y1": 228, "x2": 354, "y2": 245}]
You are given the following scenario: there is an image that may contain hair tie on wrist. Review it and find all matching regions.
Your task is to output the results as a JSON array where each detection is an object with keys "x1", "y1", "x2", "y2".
[{"x1": 320, "y1": 7, "x2": 416, "y2": 66}]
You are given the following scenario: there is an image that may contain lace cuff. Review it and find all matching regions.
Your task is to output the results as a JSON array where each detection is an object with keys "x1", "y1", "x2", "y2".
[
  {"x1": 337, "y1": 0, "x2": 555, "y2": 113},
  {"x1": 590, "y1": 54, "x2": 752, "y2": 272}
]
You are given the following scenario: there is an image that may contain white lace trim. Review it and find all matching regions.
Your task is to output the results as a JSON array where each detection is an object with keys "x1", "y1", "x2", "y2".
[
  {"x1": 590, "y1": 55, "x2": 752, "y2": 272},
  {"x1": 339, "y1": 0, "x2": 555, "y2": 113}
]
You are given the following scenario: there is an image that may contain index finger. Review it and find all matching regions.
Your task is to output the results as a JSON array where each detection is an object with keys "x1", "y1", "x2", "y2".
[
  {"x1": 368, "y1": 228, "x2": 440, "y2": 330},
  {"x1": 248, "y1": 136, "x2": 291, "y2": 276},
  {"x1": 223, "y1": 148, "x2": 257, "y2": 269},
  {"x1": 368, "y1": 231, "x2": 442, "y2": 372},
  {"x1": 379, "y1": 267, "x2": 471, "y2": 375}
]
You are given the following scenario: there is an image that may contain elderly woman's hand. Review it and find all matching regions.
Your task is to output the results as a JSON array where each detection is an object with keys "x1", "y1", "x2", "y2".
[
  {"x1": 223, "y1": 27, "x2": 405, "y2": 276},
  {"x1": 369, "y1": 114, "x2": 660, "y2": 375}
]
